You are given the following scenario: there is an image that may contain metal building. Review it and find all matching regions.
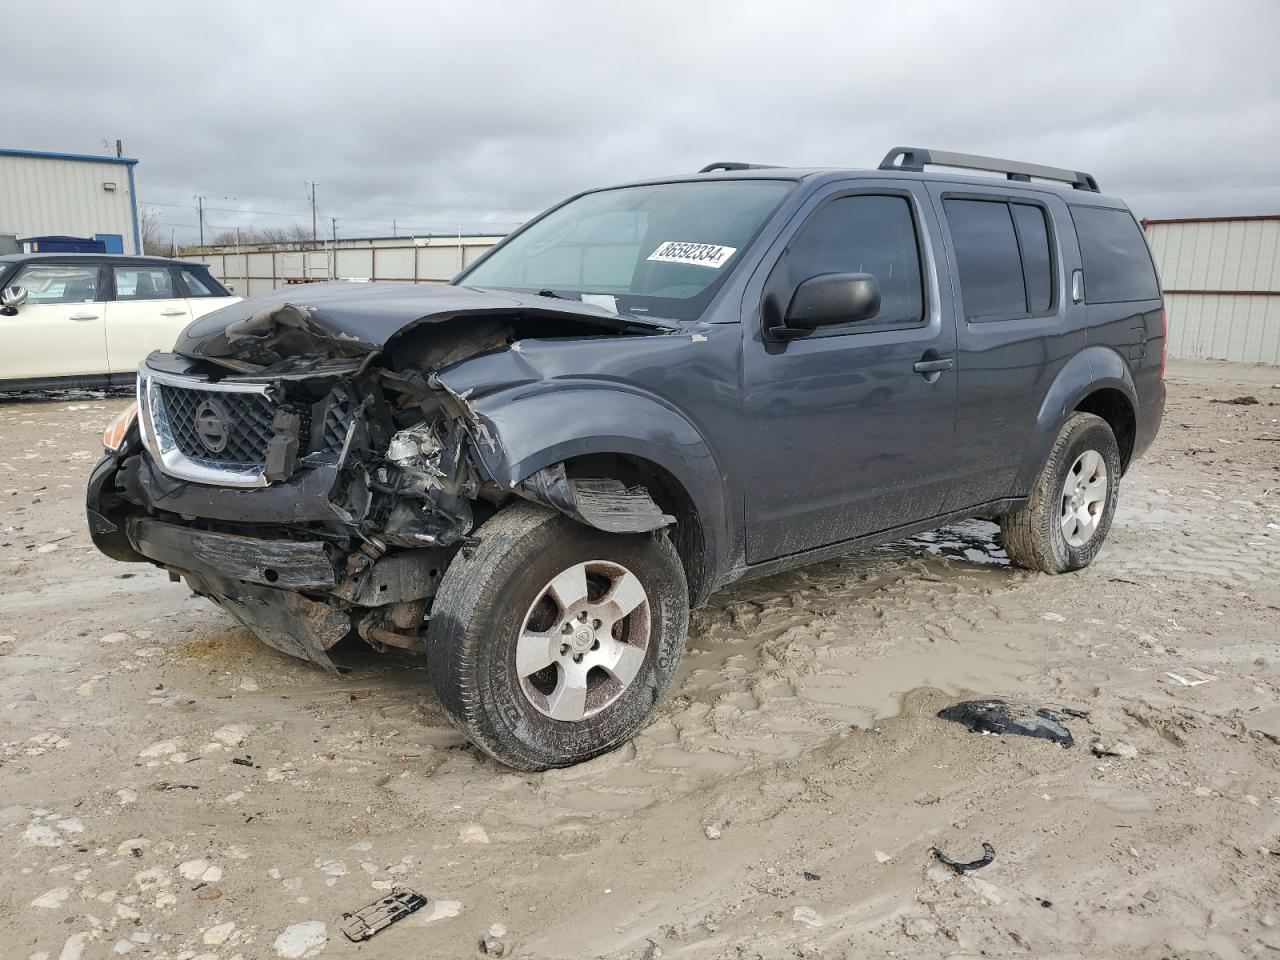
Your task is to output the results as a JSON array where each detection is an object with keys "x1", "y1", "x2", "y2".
[
  {"x1": 1144, "y1": 215, "x2": 1280, "y2": 365},
  {"x1": 0, "y1": 147, "x2": 142, "y2": 255}
]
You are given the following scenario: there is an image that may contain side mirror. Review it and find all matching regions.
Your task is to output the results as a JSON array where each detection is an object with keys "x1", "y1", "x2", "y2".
[
  {"x1": 1, "y1": 285, "x2": 28, "y2": 315},
  {"x1": 781, "y1": 273, "x2": 880, "y2": 335}
]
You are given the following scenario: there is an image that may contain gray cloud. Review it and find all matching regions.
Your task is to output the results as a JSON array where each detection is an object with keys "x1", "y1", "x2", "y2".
[{"x1": 10, "y1": 0, "x2": 1279, "y2": 241}]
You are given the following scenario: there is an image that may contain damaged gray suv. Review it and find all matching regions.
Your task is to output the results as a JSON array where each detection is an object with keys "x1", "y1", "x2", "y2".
[{"x1": 88, "y1": 147, "x2": 1165, "y2": 770}]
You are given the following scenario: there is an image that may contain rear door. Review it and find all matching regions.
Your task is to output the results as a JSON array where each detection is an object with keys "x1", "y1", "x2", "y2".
[
  {"x1": 930, "y1": 187, "x2": 1085, "y2": 510},
  {"x1": 104, "y1": 263, "x2": 192, "y2": 374},
  {"x1": 0, "y1": 261, "x2": 108, "y2": 381},
  {"x1": 740, "y1": 181, "x2": 958, "y2": 563}
]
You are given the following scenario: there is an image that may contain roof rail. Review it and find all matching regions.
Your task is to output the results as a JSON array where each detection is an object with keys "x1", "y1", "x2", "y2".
[
  {"x1": 879, "y1": 146, "x2": 1100, "y2": 193},
  {"x1": 698, "y1": 161, "x2": 779, "y2": 173}
]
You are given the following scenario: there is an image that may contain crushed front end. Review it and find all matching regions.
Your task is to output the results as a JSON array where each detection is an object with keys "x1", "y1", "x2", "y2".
[
  {"x1": 88, "y1": 346, "x2": 486, "y2": 671},
  {"x1": 86, "y1": 288, "x2": 677, "y2": 670}
]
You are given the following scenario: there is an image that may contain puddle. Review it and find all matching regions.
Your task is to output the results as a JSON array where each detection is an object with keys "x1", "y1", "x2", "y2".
[
  {"x1": 909, "y1": 519, "x2": 1008, "y2": 565},
  {"x1": 796, "y1": 645, "x2": 1038, "y2": 728}
]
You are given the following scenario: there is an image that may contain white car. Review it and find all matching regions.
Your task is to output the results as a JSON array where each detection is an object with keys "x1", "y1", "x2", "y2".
[{"x1": 0, "y1": 254, "x2": 241, "y2": 390}]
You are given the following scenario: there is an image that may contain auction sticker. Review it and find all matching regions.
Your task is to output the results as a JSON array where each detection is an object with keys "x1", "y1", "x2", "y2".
[{"x1": 646, "y1": 241, "x2": 737, "y2": 268}]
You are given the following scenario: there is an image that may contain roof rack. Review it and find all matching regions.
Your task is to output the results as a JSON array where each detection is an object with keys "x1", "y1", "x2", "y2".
[
  {"x1": 879, "y1": 146, "x2": 1100, "y2": 193},
  {"x1": 698, "y1": 161, "x2": 779, "y2": 173}
]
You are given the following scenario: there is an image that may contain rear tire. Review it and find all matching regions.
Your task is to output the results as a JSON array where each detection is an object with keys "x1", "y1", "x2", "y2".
[
  {"x1": 1000, "y1": 412, "x2": 1121, "y2": 574},
  {"x1": 427, "y1": 502, "x2": 688, "y2": 771}
]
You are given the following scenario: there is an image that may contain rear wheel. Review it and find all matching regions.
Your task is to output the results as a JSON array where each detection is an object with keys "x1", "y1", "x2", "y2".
[
  {"x1": 1000, "y1": 412, "x2": 1121, "y2": 574},
  {"x1": 427, "y1": 503, "x2": 688, "y2": 770}
]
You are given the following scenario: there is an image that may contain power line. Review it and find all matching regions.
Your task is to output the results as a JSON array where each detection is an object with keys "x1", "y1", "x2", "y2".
[{"x1": 142, "y1": 181, "x2": 537, "y2": 215}]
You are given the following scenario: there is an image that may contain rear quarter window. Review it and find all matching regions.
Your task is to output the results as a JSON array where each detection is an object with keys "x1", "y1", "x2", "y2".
[{"x1": 1070, "y1": 206, "x2": 1160, "y2": 303}]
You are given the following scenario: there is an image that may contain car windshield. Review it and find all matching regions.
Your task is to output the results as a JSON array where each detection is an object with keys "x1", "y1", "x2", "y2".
[{"x1": 459, "y1": 179, "x2": 794, "y2": 321}]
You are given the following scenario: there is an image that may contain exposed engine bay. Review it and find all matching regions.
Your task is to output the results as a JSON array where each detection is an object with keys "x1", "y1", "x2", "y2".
[{"x1": 88, "y1": 286, "x2": 679, "y2": 671}]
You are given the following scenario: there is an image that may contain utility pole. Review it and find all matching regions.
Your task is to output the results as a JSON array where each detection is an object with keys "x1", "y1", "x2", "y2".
[
  {"x1": 392, "y1": 219, "x2": 397, "y2": 238},
  {"x1": 196, "y1": 196, "x2": 206, "y2": 248},
  {"x1": 331, "y1": 217, "x2": 337, "y2": 279},
  {"x1": 309, "y1": 182, "x2": 318, "y2": 246}
]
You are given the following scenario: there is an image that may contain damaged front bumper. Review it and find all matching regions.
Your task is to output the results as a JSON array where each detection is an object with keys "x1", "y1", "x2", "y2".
[{"x1": 87, "y1": 352, "x2": 474, "y2": 669}]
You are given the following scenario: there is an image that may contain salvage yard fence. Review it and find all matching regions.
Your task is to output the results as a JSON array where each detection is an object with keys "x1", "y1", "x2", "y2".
[{"x1": 191, "y1": 235, "x2": 505, "y2": 299}]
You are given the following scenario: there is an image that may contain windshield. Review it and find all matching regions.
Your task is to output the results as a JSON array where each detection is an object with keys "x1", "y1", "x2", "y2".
[{"x1": 459, "y1": 180, "x2": 793, "y2": 321}]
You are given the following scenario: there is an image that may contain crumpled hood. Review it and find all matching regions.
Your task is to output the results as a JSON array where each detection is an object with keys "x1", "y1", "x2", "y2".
[{"x1": 174, "y1": 281, "x2": 677, "y2": 365}]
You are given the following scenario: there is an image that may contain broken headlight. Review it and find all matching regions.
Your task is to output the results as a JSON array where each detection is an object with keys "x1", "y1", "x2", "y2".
[{"x1": 102, "y1": 401, "x2": 139, "y2": 454}]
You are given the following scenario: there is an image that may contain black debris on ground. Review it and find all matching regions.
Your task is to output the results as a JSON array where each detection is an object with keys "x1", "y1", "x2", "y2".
[
  {"x1": 931, "y1": 842, "x2": 997, "y2": 875},
  {"x1": 937, "y1": 699, "x2": 1076, "y2": 747}
]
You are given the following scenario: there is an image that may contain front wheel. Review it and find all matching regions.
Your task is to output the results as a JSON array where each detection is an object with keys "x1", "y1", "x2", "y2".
[
  {"x1": 426, "y1": 503, "x2": 688, "y2": 771},
  {"x1": 1000, "y1": 412, "x2": 1121, "y2": 574}
]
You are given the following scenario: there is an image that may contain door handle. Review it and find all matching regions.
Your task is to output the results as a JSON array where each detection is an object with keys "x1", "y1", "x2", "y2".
[
  {"x1": 69, "y1": 312, "x2": 98, "y2": 321},
  {"x1": 160, "y1": 308, "x2": 186, "y2": 317},
  {"x1": 913, "y1": 357, "x2": 954, "y2": 374}
]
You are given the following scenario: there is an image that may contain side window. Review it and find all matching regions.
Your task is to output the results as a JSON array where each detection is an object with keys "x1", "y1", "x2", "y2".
[
  {"x1": 180, "y1": 268, "x2": 218, "y2": 297},
  {"x1": 12, "y1": 264, "x2": 101, "y2": 304},
  {"x1": 779, "y1": 194, "x2": 925, "y2": 330},
  {"x1": 943, "y1": 199, "x2": 1026, "y2": 321},
  {"x1": 1071, "y1": 206, "x2": 1160, "y2": 303},
  {"x1": 944, "y1": 198, "x2": 1057, "y2": 321},
  {"x1": 113, "y1": 266, "x2": 175, "y2": 301}
]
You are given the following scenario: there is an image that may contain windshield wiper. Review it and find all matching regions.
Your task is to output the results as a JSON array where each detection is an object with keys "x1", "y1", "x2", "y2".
[{"x1": 537, "y1": 289, "x2": 577, "y2": 300}]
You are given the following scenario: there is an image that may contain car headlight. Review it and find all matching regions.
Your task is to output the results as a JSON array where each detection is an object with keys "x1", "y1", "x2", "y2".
[{"x1": 102, "y1": 401, "x2": 139, "y2": 454}]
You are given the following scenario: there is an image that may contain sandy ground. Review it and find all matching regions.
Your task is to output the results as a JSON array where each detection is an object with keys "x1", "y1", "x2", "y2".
[{"x1": 1, "y1": 359, "x2": 1278, "y2": 960}]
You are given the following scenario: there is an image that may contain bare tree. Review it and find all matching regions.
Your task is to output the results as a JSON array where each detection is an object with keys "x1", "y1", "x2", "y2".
[
  {"x1": 208, "y1": 224, "x2": 315, "y2": 251},
  {"x1": 139, "y1": 207, "x2": 170, "y2": 256}
]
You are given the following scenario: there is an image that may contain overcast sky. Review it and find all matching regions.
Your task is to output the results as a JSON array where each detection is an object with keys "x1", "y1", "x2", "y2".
[{"x1": 9, "y1": 0, "x2": 1279, "y2": 243}]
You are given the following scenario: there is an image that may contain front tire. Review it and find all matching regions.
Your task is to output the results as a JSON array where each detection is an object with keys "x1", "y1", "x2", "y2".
[
  {"x1": 1000, "y1": 412, "x2": 1121, "y2": 574},
  {"x1": 427, "y1": 503, "x2": 688, "y2": 771}
]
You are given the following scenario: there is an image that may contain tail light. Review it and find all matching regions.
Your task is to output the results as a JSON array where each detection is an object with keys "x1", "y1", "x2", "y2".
[{"x1": 1159, "y1": 307, "x2": 1168, "y2": 381}]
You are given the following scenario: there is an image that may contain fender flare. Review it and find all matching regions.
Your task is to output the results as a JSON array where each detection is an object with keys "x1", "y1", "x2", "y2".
[{"x1": 1017, "y1": 345, "x2": 1138, "y2": 492}]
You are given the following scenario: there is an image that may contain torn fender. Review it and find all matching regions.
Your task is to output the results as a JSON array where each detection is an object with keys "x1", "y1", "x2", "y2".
[{"x1": 517, "y1": 463, "x2": 675, "y2": 533}]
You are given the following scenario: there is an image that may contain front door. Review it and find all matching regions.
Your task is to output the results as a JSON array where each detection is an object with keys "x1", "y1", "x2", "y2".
[
  {"x1": 742, "y1": 183, "x2": 958, "y2": 564},
  {"x1": 104, "y1": 264, "x2": 192, "y2": 374},
  {"x1": 0, "y1": 261, "x2": 108, "y2": 381}
]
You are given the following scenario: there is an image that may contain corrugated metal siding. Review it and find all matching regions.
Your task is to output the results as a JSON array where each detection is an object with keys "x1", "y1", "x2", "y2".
[
  {"x1": 1164, "y1": 293, "x2": 1280, "y2": 364},
  {"x1": 0, "y1": 155, "x2": 138, "y2": 254},
  {"x1": 1145, "y1": 218, "x2": 1280, "y2": 364}
]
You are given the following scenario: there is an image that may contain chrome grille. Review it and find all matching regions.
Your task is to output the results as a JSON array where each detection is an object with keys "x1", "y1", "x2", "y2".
[
  {"x1": 139, "y1": 365, "x2": 353, "y2": 488},
  {"x1": 159, "y1": 384, "x2": 276, "y2": 465}
]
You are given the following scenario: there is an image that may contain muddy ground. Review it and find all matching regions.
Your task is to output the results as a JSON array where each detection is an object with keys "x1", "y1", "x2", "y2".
[{"x1": 1, "y1": 359, "x2": 1278, "y2": 960}]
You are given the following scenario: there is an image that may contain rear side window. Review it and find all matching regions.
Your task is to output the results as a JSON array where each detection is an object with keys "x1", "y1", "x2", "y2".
[
  {"x1": 1071, "y1": 206, "x2": 1160, "y2": 303},
  {"x1": 944, "y1": 198, "x2": 1056, "y2": 321},
  {"x1": 113, "y1": 266, "x2": 175, "y2": 301},
  {"x1": 779, "y1": 194, "x2": 924, "y2": 330},
  {"x1": 944, "y1": 199, "x2": 1025, "y2": 320}
]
